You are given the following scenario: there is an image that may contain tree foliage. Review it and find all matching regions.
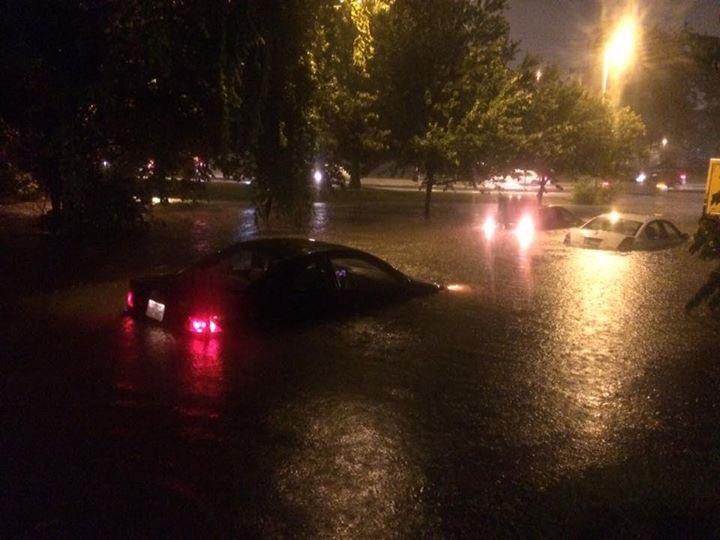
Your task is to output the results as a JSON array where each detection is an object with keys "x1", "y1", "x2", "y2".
[
  {"x1": 625, "y1": 28, "x2": 720, "y2": 165},
  {"x1": 236, "y1": 1, "x2": 324, "y2": 222},
  {"x1": 311, "y1": 0, "x2": 389, "y2": 189},
  {"x1": 687, "y1": 192, "x2": 720, "y2": 313},
  {"x1": 370, "y1": 0, "x2": 646, "y2": 216},
  {"x1": 518, "y1": 65, "x2": 645, "y2": 179},
  {"x1": 371, "y1": 0, "x2": 516, "y2": 216},
  {"x1": 0, "y1": 1, "x2": 110, "y2": 215},
  {"x1": 0, "y1": 0, "x2": 650, "y2": 229}
]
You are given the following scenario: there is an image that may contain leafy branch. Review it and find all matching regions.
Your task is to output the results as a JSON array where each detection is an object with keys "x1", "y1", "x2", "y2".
[{"x1": 686, "y1": 191, "x2": 720, "y2": 313}]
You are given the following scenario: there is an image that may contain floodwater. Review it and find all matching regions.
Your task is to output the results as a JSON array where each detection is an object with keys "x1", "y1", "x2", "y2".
[{"x1": 3, "y1": 191, "x2": 720, "y2": 537}]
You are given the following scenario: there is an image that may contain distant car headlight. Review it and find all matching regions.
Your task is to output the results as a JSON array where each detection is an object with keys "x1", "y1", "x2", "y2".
[
  {"x1": 482, "y1": 216, "x2": 497, "y2": 239},
  {"x1": 514, "y1": 215, "x2": 535, "y2": 249}
]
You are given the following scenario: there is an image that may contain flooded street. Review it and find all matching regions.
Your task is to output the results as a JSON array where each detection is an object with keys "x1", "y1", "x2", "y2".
[{"x1": 3, "y1": 191, "x2": 720, "y2": 537}]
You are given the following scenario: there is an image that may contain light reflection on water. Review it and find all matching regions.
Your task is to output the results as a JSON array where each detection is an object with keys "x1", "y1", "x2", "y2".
[
  {"x1": 311, "y1": 202, "x2": 329, "y2": 234},
  {"x1": 190, "y1": 218, "x2": 212, "y2": 255},
  {"x1": 540, "y1": 248, "x2": 641, "y2": 472},
  {"x1": 185, "y1": 337, "x2": 224, "y2": 402},
  {"x1": 236, "y1": 207, "x2": 258, "y2": 240},
  {"x1": 568, "y1": 249, "x2": 630, "y2": 344},
  {"x1": 273, "y1": 398, "x2": 423, "y2": 537}
]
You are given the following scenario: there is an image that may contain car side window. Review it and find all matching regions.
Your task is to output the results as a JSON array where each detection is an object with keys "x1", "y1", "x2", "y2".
[
  {"x1": 644, "y1": 221, "x2": 663, "y2": 240},
  {"x1": 558, "y1": 208, "x2": 575, "y2": 225},
  {"x1": 654, "y1": 221, "x2": 670, "y2": 239},
  {"x1": 659, "y1": 221, "x2": 682, "y2": 239},
  {"x1": 208, "y1": 250, "x2": 271, "y2": 282},
  {"x1": 542, "y1": 208, "x2": 559, "y2": 226},
  {"x1": 583, "y1": 217, "x2": 608, "y2": 231},
  {"x1": 290, "y1": 260, "x2": 333, "y2": 293},
  {"x1": 330, "y1": 256, "x2": 402, "y2": 292}
]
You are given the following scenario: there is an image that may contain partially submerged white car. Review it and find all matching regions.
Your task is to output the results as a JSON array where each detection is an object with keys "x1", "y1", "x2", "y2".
[{"x1": 563, "y1": 212, "x2": 689, "y2": 252}]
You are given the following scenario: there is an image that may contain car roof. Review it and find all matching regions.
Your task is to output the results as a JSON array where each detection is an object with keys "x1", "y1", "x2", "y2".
[
  {"x1": 221, "y1": 237, "x2": 360, "y2": 259},
  {"x1": 187, "y1": 237, "x2": 384, "y2": 274},
  {"x1": 594, "y1": 213, "x2": 658, "y2": 224}
]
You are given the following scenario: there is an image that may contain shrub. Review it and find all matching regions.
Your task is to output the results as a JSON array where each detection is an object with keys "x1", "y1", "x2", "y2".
[
  {"x1": 686, "y1": 211, "x2": 720, "y2": 314},
  {"x1": 573, "y1": 175, "x2": 622, "y2": 205},
  {"x1": 0, "y1": 165, "x2": 41, "y2": 201}
]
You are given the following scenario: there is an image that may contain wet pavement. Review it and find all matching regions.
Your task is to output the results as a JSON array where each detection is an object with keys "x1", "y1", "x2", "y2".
[{"x1": 3, "y1": 191, "x2": 720, "y2": 537}]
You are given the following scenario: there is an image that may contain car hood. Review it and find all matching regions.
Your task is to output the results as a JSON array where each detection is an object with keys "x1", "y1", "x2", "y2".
[
  {"x1": 408, "y1": 278, "x2": 443, "y2": 295},
  {"x1": 567, "y1": 228, "x2": 630, "y2": 251}
]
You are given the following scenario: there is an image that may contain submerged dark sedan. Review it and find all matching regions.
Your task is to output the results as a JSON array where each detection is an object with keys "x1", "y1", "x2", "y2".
[{"x1": 127, "y1": 238, "x2": 442, "y2": 334}]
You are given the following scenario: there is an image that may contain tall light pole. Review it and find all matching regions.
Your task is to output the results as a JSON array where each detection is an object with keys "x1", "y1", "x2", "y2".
[{"x1": 602, "y1": 14, "x2": 637, "y2": 96}]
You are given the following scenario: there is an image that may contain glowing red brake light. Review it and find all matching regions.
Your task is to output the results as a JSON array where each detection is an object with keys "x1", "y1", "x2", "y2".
[
  {"x1": 188, "y1": 315, "x2": 222, "y2": 335},
  {"x1": 127, "y1": 291, "x2": 135, "y2": 309},
  {"x1": 191, "y1": 319, "x2": 207, "y2": 333}
]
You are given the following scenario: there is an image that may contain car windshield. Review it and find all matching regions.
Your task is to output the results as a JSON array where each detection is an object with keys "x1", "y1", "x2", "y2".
[{"x1": 582, "y1": 217, "x2": 642, "y2": 236}]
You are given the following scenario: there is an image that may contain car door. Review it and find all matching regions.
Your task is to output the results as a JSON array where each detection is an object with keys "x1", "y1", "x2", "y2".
[
  {"x1": 658, "y1": 220, "x2": 687, "y2": 247},
  {"x1": 280, "y1": 255, "x2": 338, "y2": 317},
  {"x1": 541, "y1": 207, "x2": 572, "y2": 230},
  {"x1": 637, "y1": 220, "x2": 665, "y2": 250},
  {"x1": 578, "y1": 216, "x2": 610, "y2": 249},
  {"x1": 556, "y1": 207, "x2": 578, "y2": 228},
  {"x1": 187, "y1": 248, "x2": 272, "y2": 325},
  {"x1": 328, "y1": 254, "x2": 407, "y2": 309}
]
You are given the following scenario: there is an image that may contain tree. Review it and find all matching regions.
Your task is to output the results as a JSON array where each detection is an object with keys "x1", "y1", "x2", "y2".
[
  {"x1": 225, "y1": 0, "x2": 325, "y2": 224},
  {"x1": 0, "y1": 1, "x2": 235, "y2": 233},
  {"x1": 100, "y1": 0, "x2": 227, "y2": 191},
  {"x1": 687, "y1": 201, "x2": 720, "y2": 314},
  {"x1": 312, "y1": 0, "x2": 389, "y2": 189},
  {"x1": 513, "y1": 64, "x2": 645, "y2": 203},
  {"x1": 624, "y1": 28, "x2": 720, "y2": 168},
  {"x1": 0, "y1": 1, "x2": 110, "y2": 216},
  {"x1": 371, "y1": 0, "x2": 515, "y2": 218}
]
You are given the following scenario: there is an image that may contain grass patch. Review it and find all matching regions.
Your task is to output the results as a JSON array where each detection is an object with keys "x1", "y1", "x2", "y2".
[{"x1": 203, "y1": 181, "x2": 254, "y2": 202}]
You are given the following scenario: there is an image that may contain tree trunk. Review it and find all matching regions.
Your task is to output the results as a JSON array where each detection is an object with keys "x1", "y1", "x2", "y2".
[
  {"x1": 349, "y1": 156, "x2": 361, "y2": 190},
  {"x1": 264, "y1": 192, "x2": 273, "y2": 225},
  {"x1": 46, "y1": 172, "x2": 63, "y2": 215},
  {"x1": 424, "y1": 168, "x2": 434, "y2": 219},
  {"x1": 536, "y1": 175, "x2": 548, "y2": 205}
]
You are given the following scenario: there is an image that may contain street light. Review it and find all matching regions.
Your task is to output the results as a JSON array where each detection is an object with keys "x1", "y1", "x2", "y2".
[{"x1": 602, "y1": 14, "x2": 637, "y2": 95}]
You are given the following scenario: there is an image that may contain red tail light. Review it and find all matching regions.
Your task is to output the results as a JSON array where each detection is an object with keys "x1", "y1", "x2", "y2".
[
  {"x1": 127, "y1": 291, "x2": 135, "y2": 309},
  {"x1": 187, "y1": 315, "x2": 222, "y2": 335}
]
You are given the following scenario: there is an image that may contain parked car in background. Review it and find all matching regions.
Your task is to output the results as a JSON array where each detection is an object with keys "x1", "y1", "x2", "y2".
[
  {"x1": 480, "y1": 169, "x2": 559, "y2": 192},
  {"x1": 563, "y1": 212, "x2": 688, "y2": 251},
  {"x1": 314, "y1": 162, "x2": 351, "y2": 189},
  {"x1": 635, "y1": 168, "x2": 688, "y2": 191},
  {"x1": 535, "y1": 205, "x2": 580, "y2": 230}
]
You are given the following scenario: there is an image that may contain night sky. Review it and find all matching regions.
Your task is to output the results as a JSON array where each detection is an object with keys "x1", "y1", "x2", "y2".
[{"x1": 506, "y1": 0, "x2": 720, "y2": 69}]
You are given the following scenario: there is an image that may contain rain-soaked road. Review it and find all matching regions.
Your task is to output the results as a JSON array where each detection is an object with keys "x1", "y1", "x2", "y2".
[{"x1": 3, "y1": 191, "x2": 720, "y2": 537}]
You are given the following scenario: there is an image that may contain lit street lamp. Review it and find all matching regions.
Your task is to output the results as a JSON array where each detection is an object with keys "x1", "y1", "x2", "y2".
[{"x1": 602, "y1": 14, "x2": 637, "y2": 95}]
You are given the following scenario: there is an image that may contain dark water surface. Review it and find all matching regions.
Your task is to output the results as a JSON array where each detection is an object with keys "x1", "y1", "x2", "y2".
[{"x1": 3, "y1": 192, "x2": 720, "y2": 537}]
